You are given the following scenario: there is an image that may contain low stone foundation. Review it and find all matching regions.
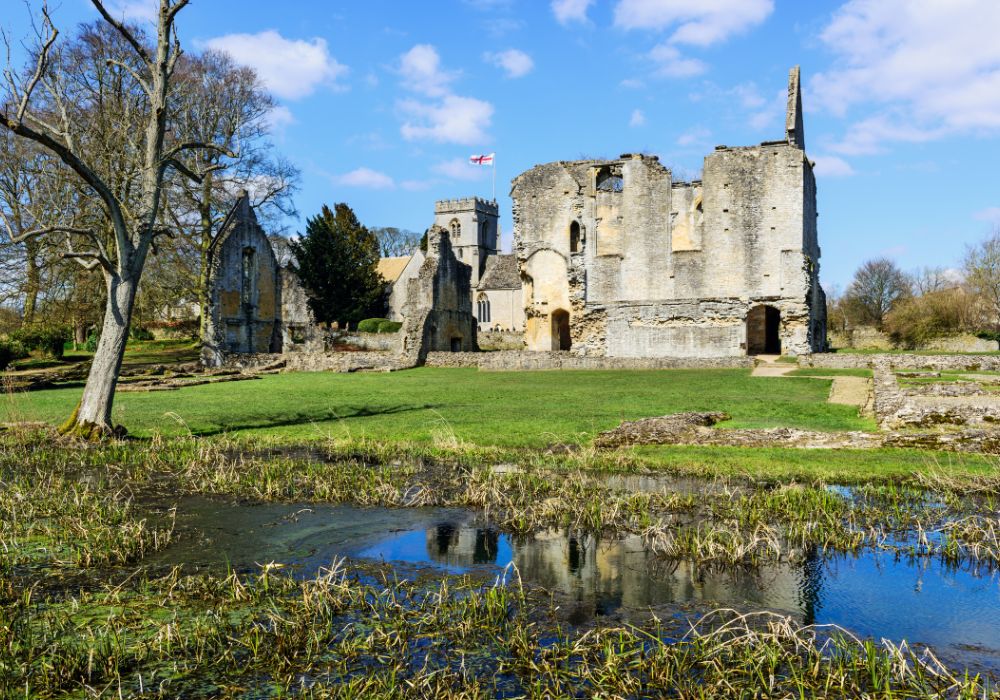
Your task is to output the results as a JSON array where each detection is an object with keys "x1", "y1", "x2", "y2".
[
  {"x1": 425, "y1": 350, "x2": 755, "y2": 371},
  {"x1": 799, "y1": 353, "x2": 1000, "y2": 372}
]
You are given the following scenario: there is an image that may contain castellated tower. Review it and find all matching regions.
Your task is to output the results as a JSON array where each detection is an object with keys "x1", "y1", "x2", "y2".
[{"x1": 433, "y1": 198, "x2": 499, "y2": 287}]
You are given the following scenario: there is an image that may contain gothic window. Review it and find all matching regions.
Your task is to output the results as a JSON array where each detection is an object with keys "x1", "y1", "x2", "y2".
[
  {"x1": 450, "y1": 218, "x2": 461, "y2": 240},
  {"x1": 570, "y1": 221, "x2": 581, "y2": 253},
  {"x1": 241, "y1": 247, "x2": 256, "y2": 308},
  {"x1": 596, "y1": 166, "x2": 624, "y2": 193},
  {"x1": 477, "y1": 296, "x2": 491, "y2": 324}
]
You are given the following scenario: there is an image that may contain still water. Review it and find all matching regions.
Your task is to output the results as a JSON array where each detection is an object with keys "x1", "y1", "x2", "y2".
[{"x1": 150, "y1": 497, "x2": 1000, "y2": 673}]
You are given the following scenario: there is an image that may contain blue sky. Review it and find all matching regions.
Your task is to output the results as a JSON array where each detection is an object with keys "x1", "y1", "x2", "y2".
[{"x1": 6, "y1": 0, "x2": 1000, "y2": 290}]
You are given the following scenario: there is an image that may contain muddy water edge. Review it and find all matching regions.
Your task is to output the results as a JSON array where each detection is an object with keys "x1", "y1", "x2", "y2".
[{"x1": 2, "y1": 435, "x2": 1000, "y2": 697}]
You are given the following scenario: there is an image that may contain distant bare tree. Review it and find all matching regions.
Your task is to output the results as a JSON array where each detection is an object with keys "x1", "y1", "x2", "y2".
[
  {"x1": 910, "y1": 266, "x2": 954, "y2": 296},
  {"x1": 0, "y1": 1, "x2": 233, "y2": 437},
  {"x1": 371, "y1": 226, "x2": 422, "y2": 258},
  {"x1": 963, "y1": 228, "x2": 1000, "y2": 332},
  {"x1": 843, "y1": 257, "x2": 911, "y2": 330}
]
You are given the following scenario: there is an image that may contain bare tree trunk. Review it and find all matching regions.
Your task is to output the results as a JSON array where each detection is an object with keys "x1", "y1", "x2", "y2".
[
  {"x1": 22, "y1": 239, "x2": 40, "y2": 324},
  {"x1": 197, "y1": 171, "x2": 213, "y2": 341},
  {"x1": 61, "y1": 273, "x2": 137, "y2": 437}
]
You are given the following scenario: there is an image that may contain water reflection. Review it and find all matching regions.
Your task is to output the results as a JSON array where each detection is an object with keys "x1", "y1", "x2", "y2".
[{"x1": 152, "y1": 499, "x2": 1000, "y2": 673}]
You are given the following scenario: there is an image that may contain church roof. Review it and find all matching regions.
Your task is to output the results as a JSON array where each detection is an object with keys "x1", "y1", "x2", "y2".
[
  {"x1": 377, "y1": 256, "x2": 412, "y2": 284},
  {"x1": 477, "y1": 254, "x2": 520, "y2": 290}
]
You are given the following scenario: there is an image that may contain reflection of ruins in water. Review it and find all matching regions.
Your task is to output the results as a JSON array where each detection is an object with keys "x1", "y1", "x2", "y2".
[{"x1": 424, "y1": 523, "x2": 813, "y2": 620}]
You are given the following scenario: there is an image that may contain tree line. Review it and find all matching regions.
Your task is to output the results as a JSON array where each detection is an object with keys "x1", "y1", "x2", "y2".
[{"x1": 829, "y1": 227, "x2": 1000, "y2": 348}]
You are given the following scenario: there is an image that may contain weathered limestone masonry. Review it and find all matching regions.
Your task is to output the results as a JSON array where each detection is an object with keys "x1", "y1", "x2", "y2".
[
  {"x1": 511, "y1": 67, "x2": 826, "y2": 358},
  {"x1": 433, "y1": 197, "x2": 499, "y2": 288},
  {"x1": 202, "y1": 194, "x2": 316, "y2": 367},
  {"x1": 399, "y1": 226, "x2": 478, "y2": 363},
  {"x1": 424, "y1": 351, "x2": 754, "y2": 371}
]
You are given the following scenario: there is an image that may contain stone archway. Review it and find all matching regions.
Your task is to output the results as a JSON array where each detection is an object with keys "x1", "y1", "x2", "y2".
[
  {"x1": 551, "y1": 309, "x2": 571, "y2": 351},
  {"x1": 747, "y1": 305, "x2": 781, "y2": 355}
]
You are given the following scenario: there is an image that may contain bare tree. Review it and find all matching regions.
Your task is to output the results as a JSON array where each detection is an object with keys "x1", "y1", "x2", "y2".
[
  {"x1": 843, "y1": 257, "x2": 910, "y2": 330},
  {"x1": 1, "y1": 1, "x2": 232, "y2": 437},
  {"x1": 963, "y1": 228, "x2": 1000, "y2": 333},
  {"x1": 163, "y1": 50, "x2": 299, "y2": 340},
  {"x1": 371, "y1": 226, "x2": 422, "y2": 258},
  {"x1": 910, "y1": 266, "x2": 954, "y2": 296}
]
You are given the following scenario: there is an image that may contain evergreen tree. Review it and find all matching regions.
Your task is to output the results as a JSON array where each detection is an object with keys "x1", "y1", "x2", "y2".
[{"x1": 290, "y1": 204, "x2": 384, "y2": 328}]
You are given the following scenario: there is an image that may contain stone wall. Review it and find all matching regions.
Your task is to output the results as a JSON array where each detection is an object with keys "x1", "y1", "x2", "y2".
[
  {"x1": 425, "y1": 350, "x2": 755, "y2": 371},
  {"x1": 478, "y1": 330, "x2": 525, "y2": 351},
  {"x1": 510, "y1": 67, "x2": 824, "y2": 359},
  {"x1": 829, "y1": 327, "x2": 996, "y2": 353},
  {"x1": 799, "y1": 353, "x2": 1000, "y2": 372}
]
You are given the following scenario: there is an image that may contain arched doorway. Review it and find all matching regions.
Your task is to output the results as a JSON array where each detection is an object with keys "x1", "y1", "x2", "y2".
[
  {"x1": 746, "y1": 305, "x2": 781, "y2": 355},
  {"x1": 551, "y1": 309, "x2": 571, "y2": 351}
]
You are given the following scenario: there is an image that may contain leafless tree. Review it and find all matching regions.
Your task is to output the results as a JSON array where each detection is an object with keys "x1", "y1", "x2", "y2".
[
  {"x1": 162, "y1": 50, "x2": 298, "y2": 340},
  {"x1": 371, "y1": 226, "x2": 422, "y2": 258},
  {"x1": 910, "y1": 265, "x2": 954, "y2": 296},
  {"x1": 843, "y1": 257, "x2": 911, "y2": 330},
  {"x1": 1, "y1": 1, "x2": 233, "y2": 437},
  {"x1": 963, "y1": 228, "x2": 1000, "y2": 332}
]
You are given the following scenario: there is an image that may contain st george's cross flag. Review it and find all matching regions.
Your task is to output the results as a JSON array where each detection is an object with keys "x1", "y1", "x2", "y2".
[{"x1": 469, "y1": 153, "x2": 495, "y2": 165}]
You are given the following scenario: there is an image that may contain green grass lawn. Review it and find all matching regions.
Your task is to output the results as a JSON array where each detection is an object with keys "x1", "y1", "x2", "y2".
[
  {"x1": 786, "y1": 368, "x2": 873, "y2": 378},
  {"x1": 6, "y1": 367, "x2": 872, "y2": 444}
]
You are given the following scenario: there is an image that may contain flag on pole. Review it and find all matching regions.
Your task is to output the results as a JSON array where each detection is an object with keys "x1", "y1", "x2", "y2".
[{"x1": 469, "y1": 153, "x2": 495, "y2": 165}]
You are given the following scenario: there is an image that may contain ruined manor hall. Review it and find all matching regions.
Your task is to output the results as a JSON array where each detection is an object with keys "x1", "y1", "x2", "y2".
[{"x1": 511, "y1": 67, "x2": 826, "y2": 358}]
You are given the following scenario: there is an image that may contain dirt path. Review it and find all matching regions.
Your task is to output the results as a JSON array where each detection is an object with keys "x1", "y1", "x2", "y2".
[
  {"x1": 828, "y1": 376, "x2": 871, "y2": 408},
  {"x1": 750, "y1": 355, "x2": 794, "y2": 377}
]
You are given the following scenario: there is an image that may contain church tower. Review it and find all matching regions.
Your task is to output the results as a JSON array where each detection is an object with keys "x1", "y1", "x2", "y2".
[{"x1": 433, "y1": 197, "x2": 499, "y2": 287}]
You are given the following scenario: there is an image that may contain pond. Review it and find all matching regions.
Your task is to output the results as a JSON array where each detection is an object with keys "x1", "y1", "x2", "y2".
[{"x1": 149, "y1": 496, "x2": 1000, "y2": 675}]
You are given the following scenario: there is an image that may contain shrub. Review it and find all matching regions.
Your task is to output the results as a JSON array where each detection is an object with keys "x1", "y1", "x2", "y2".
[
  {"x1": 85, "y1": 329, "x2": 100, "y2": 353},
  {"x1": 376, "y1": 320, "x2": 402, "y2": 334},
  {"x1": 130, "y1": 326, "x2": 155, "y2": 342},
  {"x1": 884, "y1": 288, "x2": 968, "y2": 349},
  {"x1": 10, "y1": 325, "x2": 71, "y2": 359},
  {"x1": 0, "y1": 340, "x2": 29, "y2": 370},
  {"x1": 357, "y1": 318, "x2": 388, "y2": 333}
]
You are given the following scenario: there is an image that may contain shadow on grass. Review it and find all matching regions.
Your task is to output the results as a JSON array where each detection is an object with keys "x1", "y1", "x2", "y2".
[{"x1": 188, "y1": 403, "x2": 441, "y2": 438}]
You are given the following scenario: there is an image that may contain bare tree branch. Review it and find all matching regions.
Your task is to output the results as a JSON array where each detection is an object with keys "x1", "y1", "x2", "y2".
[{"x1": 90, "y1": 0, "x2": 152, "y2": 65}]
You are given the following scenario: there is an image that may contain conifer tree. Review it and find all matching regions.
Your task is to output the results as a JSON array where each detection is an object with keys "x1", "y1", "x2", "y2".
[{"x1": 290, "y1": 204, "x2": 384, "y2": 328}]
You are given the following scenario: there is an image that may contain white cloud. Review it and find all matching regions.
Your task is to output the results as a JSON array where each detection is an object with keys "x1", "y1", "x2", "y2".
[
  {"x1": 552, "y1": 0, "x2": 594, "y2": 25},
  {"x1": 433, "y1": 158, "x2": 490, "y2": 181},
  {"x1": 399, "y1": 95, "x2": 494, "y2": 145},
  {"x1": 398, "y1": 44, "x2": 457, "y2": 97},
  {"x1": 614, "y1": 0, "x2": 774, "y2": 46},
  {"x1": 974, "y1": 207, "x2": 1000, "y2": 225},
  {"x1": 333, "y1": 168, "x2": 395, "y2": 189},
  {"x1": 648, "y1": 43, "x2": 706, "y2": 78},
  {"x1": 629, "y1": 109, "x2": 646, "y2": 127},
  {"x1": 677, "y1": 125, "x2": 710, "y2": 146},
  {"x1": 814, "y1": 0, "x2": 1000, "y2": 151},
  {"x1": 395, "y1": 45, "x2": 495, "y2": 145},
  {"x1": 620, "y1": 78, "x2": 645, "y2": 89},
  {"x1": 484, "y1": 49, "x2": 534, "y2": 78},
  {"x1": 811, "y1": 155, "x2": 856, "y2": 177},
  {"x1": 263, "y1": 105, "x2": 295, "y2": 138},
  {"x1": 204, "y1": 31, "x2": 347, "y2": 100},
  {"x1": 104, "y1": 0, "x2": 157, "y2": 22},
  {"x1": 401, "y1": 179, "x2": 435, "y2": 192}
]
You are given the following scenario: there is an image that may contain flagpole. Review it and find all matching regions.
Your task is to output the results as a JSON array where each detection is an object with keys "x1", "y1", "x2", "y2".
[{"x1": 492, "y1": 154, "x2": 496, "y2": 202}]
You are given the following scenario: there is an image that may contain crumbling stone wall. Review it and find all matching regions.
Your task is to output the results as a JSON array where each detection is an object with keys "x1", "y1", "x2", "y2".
[
  {"x1": 510, "y1": 66, "x2": 825, "y2": 358},
  {"x1": 400, "y1": 226, "x2": 477, "y2": 363},
  {"x1": 202, "y1": 195, "x2": 281, "y2": 367}
]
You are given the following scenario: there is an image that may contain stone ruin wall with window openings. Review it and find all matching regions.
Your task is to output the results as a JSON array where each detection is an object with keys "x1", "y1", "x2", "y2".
[{"x1": 510, "y1": 66, "x2": 827, "y2": 358}]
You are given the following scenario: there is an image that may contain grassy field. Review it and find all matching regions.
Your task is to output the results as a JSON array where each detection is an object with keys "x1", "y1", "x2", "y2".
[{"x1": 6, "y1": 367, "x2": 872, "y2": 443}]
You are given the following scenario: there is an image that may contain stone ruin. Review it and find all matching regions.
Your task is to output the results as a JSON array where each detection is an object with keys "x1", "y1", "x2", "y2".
[{"x1": 510, "y1": 66, "x2": 826, "y2": 358}]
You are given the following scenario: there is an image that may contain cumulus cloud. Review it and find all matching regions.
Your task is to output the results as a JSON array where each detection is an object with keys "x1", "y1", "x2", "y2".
[
  {"x1": 104, "y1": 0, "x2": 157, "y2": 21},
  {"x1": 396, "y1": 45, "x2": 494, "y2": 145},
  {"x1": 398, "y1": 44, "x2": 457, "y2": 97},
  {"x1": 399, "y1": 95, "x2": 494, "y2": 145},
  {"x1": 814, "y1": 0, "x2": 1000, "y2": 152},
  {"x1": 648, "y1": 44, "x2": 706, "y2": 78},
  {"x1": 614, "y1": 0, "x2": 774, "y2": 45},
  {"x1": 264, "y1": 105, "x2": 295, "y2": 135},
  {"x1": 629, "y1": 109, "x2": 646, "y2": 127},
  {"x1": 204, "y1": 31, "x2": 347, "y2": 100},
  {"x1": 551, "y1": 0, "x2": 594, "y2": 25},
  {"x1": 811, "y1": 155, "x2": 856, "y2": 177},
  {"x1": 484, "y1": 49, "x2": 534, "y2": 78},
  {"x1": 433, "y1": 158, "x2": 490, "y2": 181},
  {"x1": 676, "y1": 125, "x2": 710, "y2": 146},
  {"x1": 333, "y1": 168, "x2": 395, "y2": 189}
]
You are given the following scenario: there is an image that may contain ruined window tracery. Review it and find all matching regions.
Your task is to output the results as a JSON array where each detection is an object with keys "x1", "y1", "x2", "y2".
[
  {"x1": 241, "y1": 247, "x2": 256, "y2": 308},
  {"x1": 595, "y1": 166, "x2": 624, "y2": 193}
]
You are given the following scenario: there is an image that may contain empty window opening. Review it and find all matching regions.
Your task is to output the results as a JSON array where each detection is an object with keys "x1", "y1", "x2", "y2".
[
  {"x1": 551, "y1": 309, "x2": 572, "y2": 351},
  {"x1": 240, "y1": 247, "x2": 256, "y2": 308},
  {"x1": 746, "y1": 305, "x2": 781, "y2": 356},
  {"x1": 569, "y1": 221, "x2": 581, "y2": 253},
  {"x1": 449, "y1": 218, "x2": 461, "y2": 240},
  {"x1": 595, "y1": 166, "x2": 624, "y2": 193},
  {"x1": 450, "y1": 337, "x2": 463, "y2": 352},
  {"x1": 477, "y1": 296, "x2": 491, "y2": 324}
]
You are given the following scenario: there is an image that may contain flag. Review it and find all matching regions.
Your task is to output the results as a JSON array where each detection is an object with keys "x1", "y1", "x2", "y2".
[{"x1": 469, "y1": 153, "x2": 495, "y2": 165}]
